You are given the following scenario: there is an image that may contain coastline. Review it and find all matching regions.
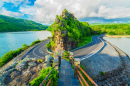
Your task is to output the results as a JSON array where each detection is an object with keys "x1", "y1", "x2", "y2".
[{"x1": 105, "y1": 35, "x2": 130, "y2": 37}]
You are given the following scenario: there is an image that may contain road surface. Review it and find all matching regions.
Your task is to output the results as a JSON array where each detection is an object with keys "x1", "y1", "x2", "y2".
[
  {"x1": 25, "y1": 39, "x2": 50, "y2": 58},
  {"x1": 25, "y1": 35, "x2": 103, "y2": 60},
  {"x1": 72, "y1": 35, "x2": 104, "y2": 60}
]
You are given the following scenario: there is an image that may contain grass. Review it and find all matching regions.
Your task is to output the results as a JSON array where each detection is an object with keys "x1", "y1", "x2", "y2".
[
  {"x1": 79, "y1": 65, "x2": 93, "y2": 86},
  {"x1": 78, "y1": 36, "x2": 92, "y2": 47}
]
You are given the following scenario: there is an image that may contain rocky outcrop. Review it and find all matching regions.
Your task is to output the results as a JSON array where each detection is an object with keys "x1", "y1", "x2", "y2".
[
  {"x1": 49, "y1": 9, "x2": 85, "y2": 53},
  {"x1": 0, "y1": 55, "x2": 53, "y2": 86}
]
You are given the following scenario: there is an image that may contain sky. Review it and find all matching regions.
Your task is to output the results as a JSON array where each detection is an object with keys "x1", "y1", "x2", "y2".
[{"x1": 0, "y1": 0, "x2": 130, "y2": 25}]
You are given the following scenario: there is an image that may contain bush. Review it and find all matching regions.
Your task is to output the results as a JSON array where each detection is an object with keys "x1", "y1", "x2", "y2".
[
  {"x1": 30, "y1": 39, "x2": 41, "y2": 46},
  {"x1": 22, "y1": 43, "x2": 29, "y2": 50},
  {"x1": 30, "y1": 67, "x2": 58, "y2": 86},
  {"x1": 37, "y1": 59, "x2": 43, "y2": 63},
  {"x1": 61, "y1": 33, "x2": 65, "y2": 37},
  {"x1": 46, "y1": 43, "x2": 51, "y2": 48},
  {"x1": 63, "y1": 51, "x2": 70, "y2": 61},
  {"x1": 100, "y1": 71, "x2": 105, "y2": 75},
  {"x1": 0, "y1": 48, "x2": 22, "y2": 67}
]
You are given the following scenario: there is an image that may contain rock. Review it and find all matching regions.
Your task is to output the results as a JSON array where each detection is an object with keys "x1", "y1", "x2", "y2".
[
  {"x1": 55, "y1": 17, "x2": 60, "y2": 24},
  {"x1": 43, "y1": 63, "x2": 51, "y2": 68},
  {"x1": 16, "y1": 62, "x2": 27, "y2": 71},
  {"x1": 28, "y1": 62, "x2": 37, "y2": 69},
  {"x1": 0, "y1": 68, "x2": 15, "y2": 85},
  {"x1": 10, "y1": 71, "x2": 21, "y2": 79},
  {"x1": 38, "y1": 65, "x2": 43, "y2": 70},
  {"x1": 3, "y1": 66, "x2": 13, "y2": 72},
  {"x1": 23, "y1": 70, "x2": 32, "y2": 77},
  {"x1": 45, "y1": 55, "x2": 53, "y2": 62},
  {"x1": 22, "y1": 70, "x2": 32, "y2": 82}
]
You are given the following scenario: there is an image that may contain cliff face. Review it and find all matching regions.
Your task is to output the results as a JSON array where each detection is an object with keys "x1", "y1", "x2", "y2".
[
  {"x1": 51, "y1": 29, "x2": 78, "y2": 53},
  {"x1": 48, "y1": 9, "x2": 90, "y2": 53}
]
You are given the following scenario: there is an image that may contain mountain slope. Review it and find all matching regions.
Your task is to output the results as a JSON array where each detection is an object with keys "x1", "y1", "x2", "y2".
[{"x1": 0, "y1": 15, "x2": 48, "y2": 32}]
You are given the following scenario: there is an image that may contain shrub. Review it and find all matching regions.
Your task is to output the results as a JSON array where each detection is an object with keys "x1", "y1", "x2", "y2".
[
  {"x1": 37, "y1": 59, "x2": 43, "y2": 63},
  {"x1": 30, "y1": 39, "x2": 41, "y2": 46},
  {"x1": 30, "y1": 67, "x2": 58, "y2": 86},
  {"x1": 61, "y1": 33, "x2": 65, "y2": 37},
  {"x1": 46, "y1": 43, "x2": 51, "y2": 48},
  {"x1": 100, "y1": 71, "x2": 105, "y2": 75}
]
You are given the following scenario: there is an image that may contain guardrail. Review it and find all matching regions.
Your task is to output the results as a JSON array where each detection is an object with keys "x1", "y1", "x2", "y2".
[
  {"x1": 76, "y1": 64, "x2": 98, "y2": 86},
  {"x1": 40, "y1": 66, "x2": 55, "y2": 86},
  {"x1": 69, "y1": 54, "x2": 98, "y2": 86}
]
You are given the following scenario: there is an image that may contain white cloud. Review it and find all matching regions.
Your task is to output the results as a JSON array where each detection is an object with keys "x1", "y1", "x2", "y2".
[
  {"x1": 0, "y1": 8, "x2": 24, "y2": 17},
  {"x1": 18, "y1": 0, "x2": 130, "y2": 24}
]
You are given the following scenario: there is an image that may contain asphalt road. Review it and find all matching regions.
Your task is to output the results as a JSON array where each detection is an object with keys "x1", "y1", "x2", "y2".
[
  {"x1": 24, "y1": 35, "x2": 103, "y2": 59},
  {"x1": 25, "y1": 39, "x2": 50, "y2": 58},
  {"x1": 72, "y1": 36, "x2": 104, "y2": 59}
]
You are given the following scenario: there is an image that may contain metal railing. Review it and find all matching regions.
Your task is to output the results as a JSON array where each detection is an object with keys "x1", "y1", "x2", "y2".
[
  {"x1": 40, "y1": 66, "x2": 55, "y2": 86},
  {"x1": 76, "y1": 64, "x2": 98, "y2": 86},
  {"x1": 69, "y1": 53, "x2": 98, "y2": 86}
]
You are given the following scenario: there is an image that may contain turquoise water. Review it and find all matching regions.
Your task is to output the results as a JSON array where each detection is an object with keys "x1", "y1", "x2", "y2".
[
  {"x1": 0, "y1": 31, "x2": 51, "y2": 57},
  {"x1": 104, "y1": 37, "x2": 130, "y2": 57}
]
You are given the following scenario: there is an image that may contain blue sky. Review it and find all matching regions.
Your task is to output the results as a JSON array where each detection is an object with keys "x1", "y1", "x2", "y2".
[{"x1": 0, "y1": 0, "x2": 130, "y2": 24}]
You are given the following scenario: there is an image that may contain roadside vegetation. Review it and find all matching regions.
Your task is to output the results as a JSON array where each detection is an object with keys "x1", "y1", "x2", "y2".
[
  {"x1": 78, "y1": 36, "x2": 92, "y2": 47},
  {"x1": 79, "y1": 65, "x2": 93, "y2": 86},
  {"x1": 0, "y1": 39, "x2": 41, "y2": 67},
  {"x1": 30, "y1": 67, "x2": 58, "y2": 86},
  {"x1": 63, "y1": 51, "x2": 70, "y2": 61},
  {"x1": 90, "y1": 23, "x2": 130, "y2": 35}
]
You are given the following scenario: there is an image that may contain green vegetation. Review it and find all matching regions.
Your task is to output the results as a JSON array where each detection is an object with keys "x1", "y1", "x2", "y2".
[
  {"x1": 0, "y1": 15, "x2": 48, "y2": 32},
  {"x1": 0, "y1": 39, "x2": 41, "y2": 67},
  {"x1": 90, "y1": 23, "x2": 130, "y2": 35},
  {"x1": 30, "y1": 39, "x2": 41, "y2": 46},
  {"x1": 100, "y1": 71, "x2": 105, "y2": 75},
  {"x1": 30, "y1": 67, "x2": 58, "y2": 86},
  {"x1": 46, "y1": 43, "x2": 51, "y2": 48},
  {"x1": 63, "y1": 51, "x2": 70, "y2": 61},
  {"x1": 46, "y1": 9, "x2": 91, "y2": 49},
  {"x1": 78, "y1": 36, "x2": 92, "y2": 47},
  {"x1": 79, "y1": 65, "x2": 93, "y2": 86},
  {"x1": 37, "y1": 59, "x2": 43, "y2": 63}
]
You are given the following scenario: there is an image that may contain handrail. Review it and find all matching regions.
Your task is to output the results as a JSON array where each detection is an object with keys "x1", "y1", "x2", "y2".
[
  {"x1": 40, "y1": 66, "x2": 55, "y2": 86},
  {"x1": 77, "y1": 70, "x2": 89, "y2": 86},
  {"x1": 69, "y1": 53, "x2": 98, "y2": 86},
  {"x1": 76, "y1": 64, "x2": 98, "y2": 86}
]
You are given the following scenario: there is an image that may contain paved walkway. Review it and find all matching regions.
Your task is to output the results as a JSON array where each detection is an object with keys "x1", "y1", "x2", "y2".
[{"x1": 57, "y1": 59, "x2": 79, "y2": 86}]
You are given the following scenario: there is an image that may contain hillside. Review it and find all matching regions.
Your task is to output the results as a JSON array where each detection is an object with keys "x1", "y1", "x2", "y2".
[
  {"x1": 0, "y1": 15, "x2": 48, "y2": 32},
  {"x1": 90, "y1": 23, "x2": 130, "y2": 35},
  {"x1": 47, "y1": 9, "x2": 91, "y2": 53}
]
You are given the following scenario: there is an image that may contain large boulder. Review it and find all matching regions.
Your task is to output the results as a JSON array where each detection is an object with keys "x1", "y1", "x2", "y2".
[
  {"x1": 45, "y1": 55, "x2": 53, "y2": 62},
  {"x1": 0, "y1": 68, "x2": 15, "y2": 85},
  {"x1": 10, "y1": 71, "x2": 21, "y2": 79},
  {"x1": 16, "y1": 61, "x2": 27, "y2": 71},
  {"x1": 43, "y1": 63, "x2": 51, "y2": 68},
  {"x1": 28, "y1": 62, "x2": 37, "y2": 69}
]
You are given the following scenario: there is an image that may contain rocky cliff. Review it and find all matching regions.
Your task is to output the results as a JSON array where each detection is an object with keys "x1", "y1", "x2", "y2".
[{"x1": 47, "y1": 9, "x2": 91, "y2": 53}]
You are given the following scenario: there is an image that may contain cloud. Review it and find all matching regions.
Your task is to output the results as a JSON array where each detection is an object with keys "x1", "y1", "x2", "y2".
[
  {"x1": 0, "y1": 8, "x2": 24, "y2": 17},
  {"x1": 1, "y1": 0, "x2": 130, "y2": 24}
]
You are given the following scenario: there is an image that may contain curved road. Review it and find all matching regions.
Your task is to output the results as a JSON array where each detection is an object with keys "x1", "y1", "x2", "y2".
[
  {"x1": 24, "y1": 35, "x2": 104, "y2": 60},
  {"x1": 25, "y1": 39, "x2": 50, "y2": 58},
  {"x1": 72, "y1": 35, "x2": 104, "y2": 60}
]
